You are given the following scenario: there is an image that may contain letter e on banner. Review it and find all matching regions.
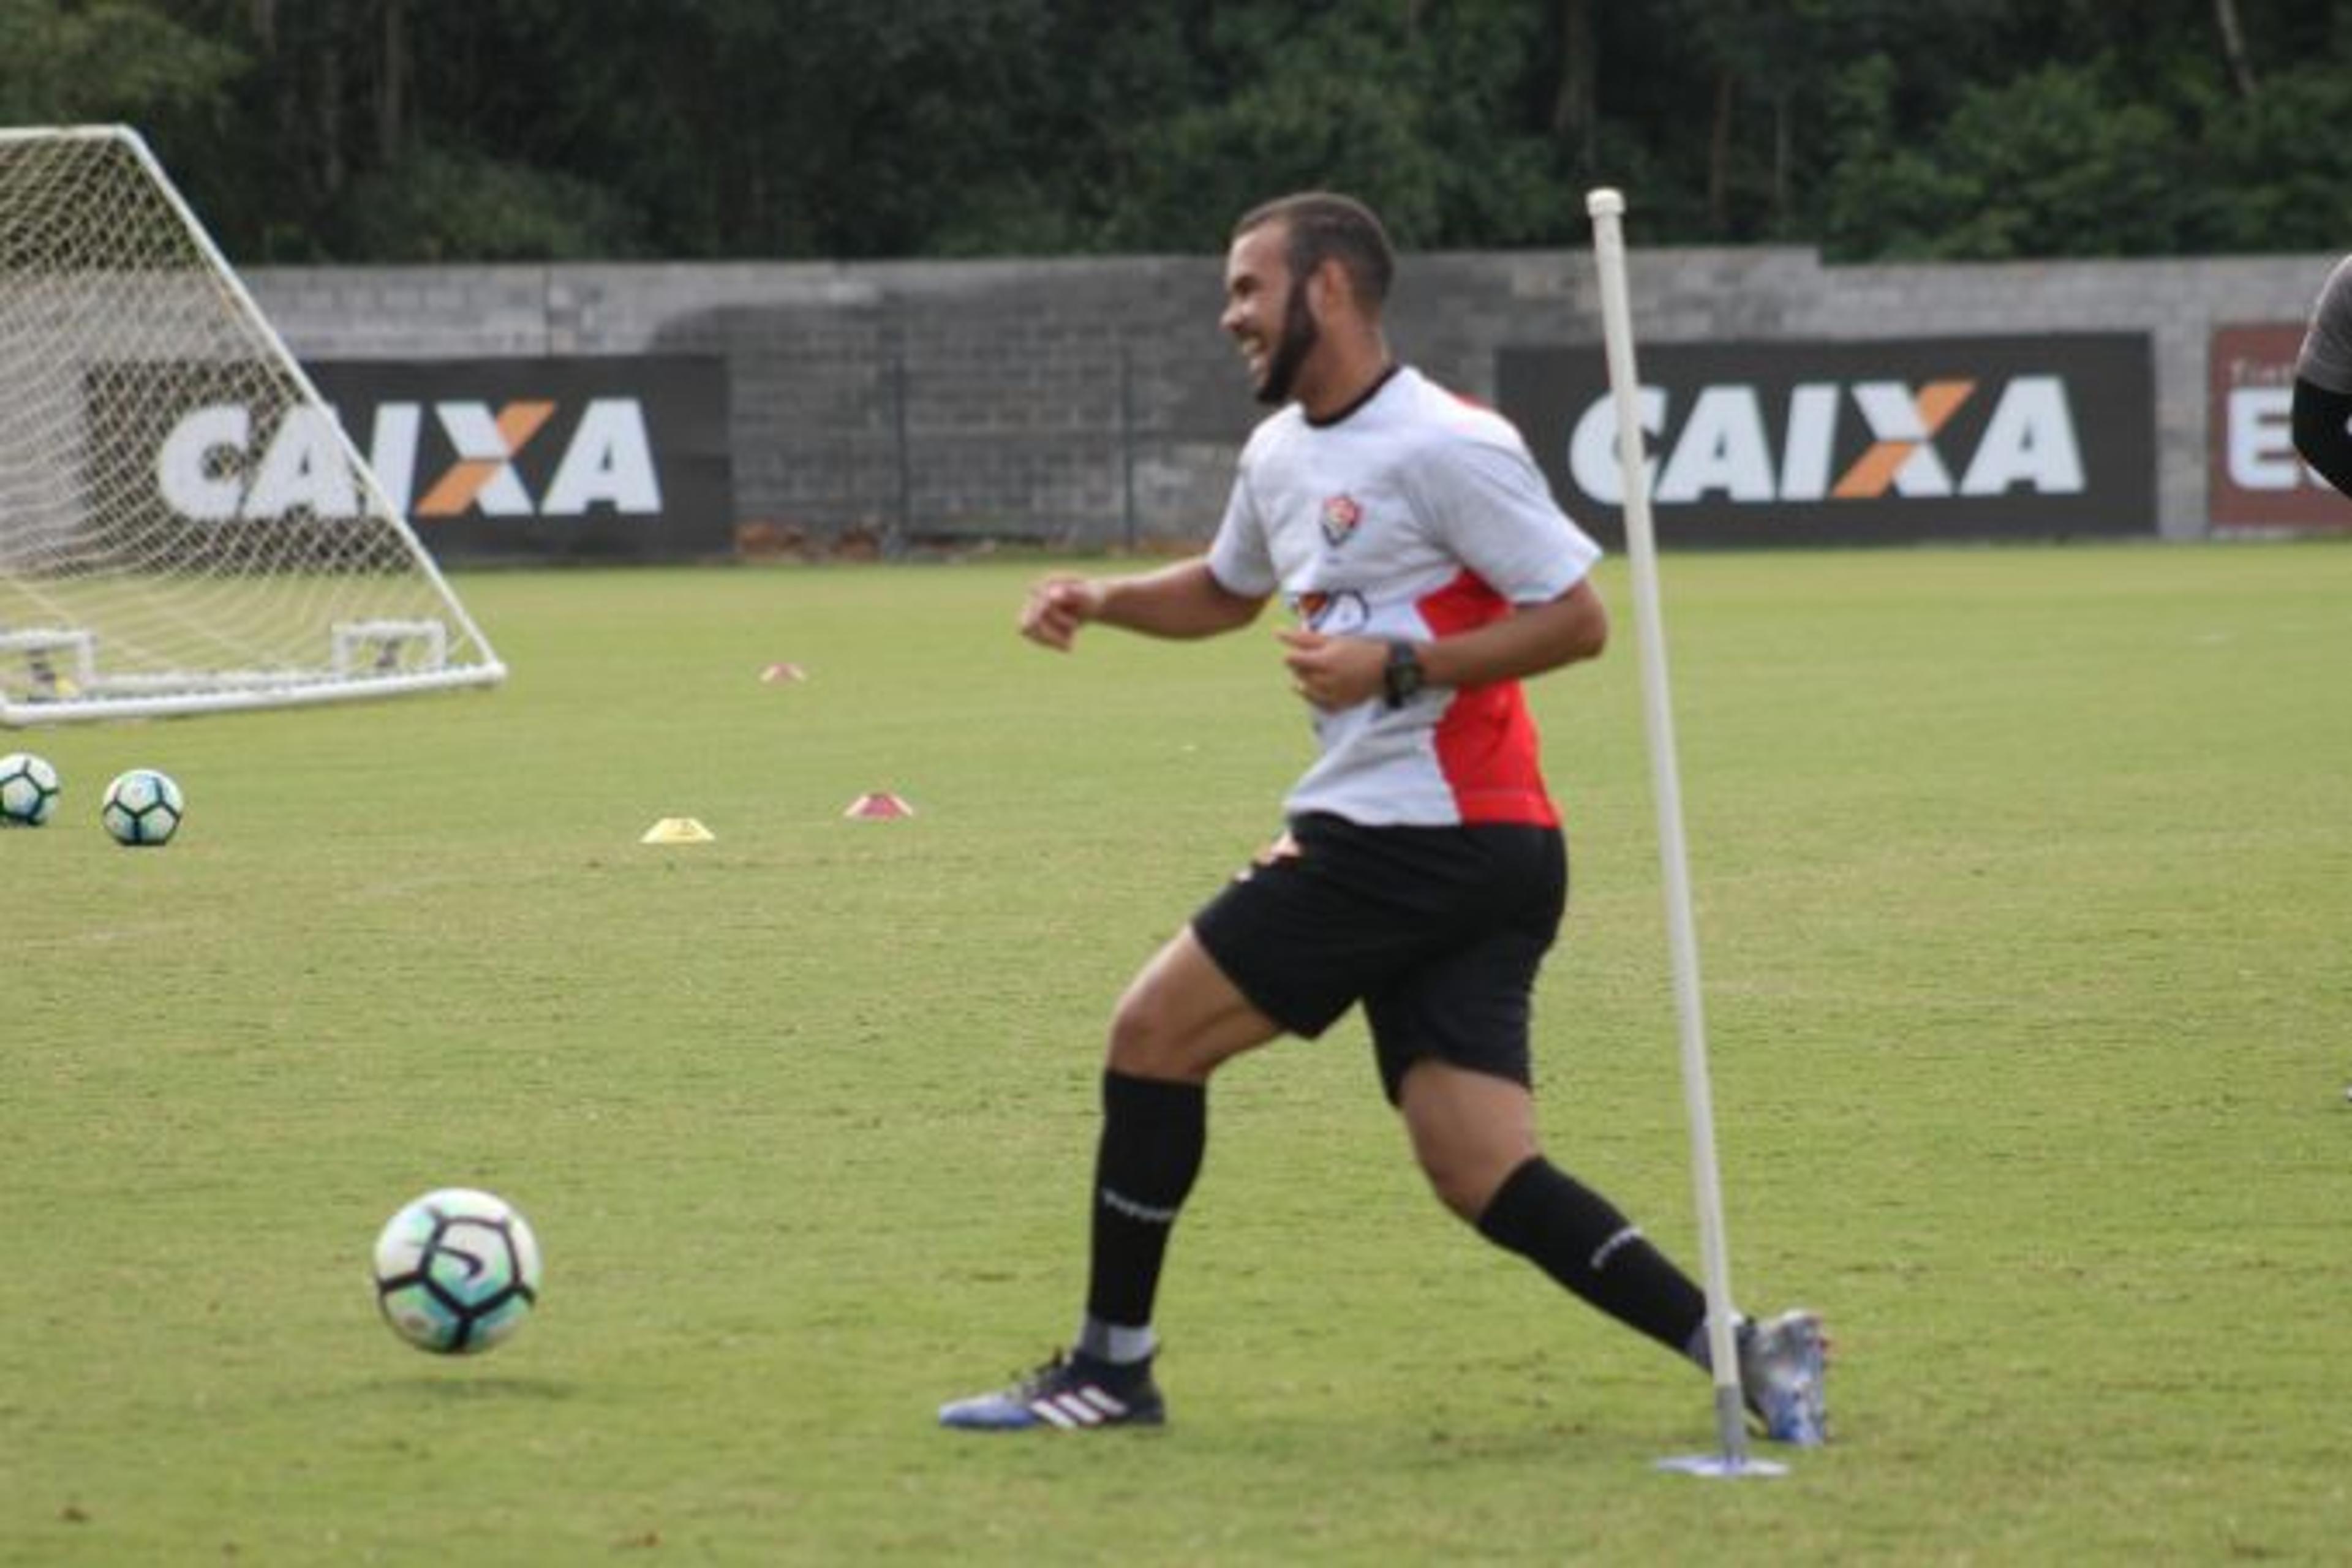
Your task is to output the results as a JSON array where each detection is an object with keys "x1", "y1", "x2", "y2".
[{"x1": 2207, "y1": 324, "x2": 2352, "y2": 529}]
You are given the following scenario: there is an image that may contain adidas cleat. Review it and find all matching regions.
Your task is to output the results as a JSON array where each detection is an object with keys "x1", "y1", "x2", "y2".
[
  {"x1": 938, "y1": 1351, "x2": 1166, "y2": 1433},
  {"x1": 1738, "y1": 1310, "x2": 1829, "y2": 1446}
]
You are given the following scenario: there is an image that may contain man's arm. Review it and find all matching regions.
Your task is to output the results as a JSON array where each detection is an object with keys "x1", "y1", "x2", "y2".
[
  {"x1": 2291, "y1": 376, "x2": 2352, "y2": 500},
  {"x1": 1277, "y1": 578, "x2": 1608, "y2": 710},
  {"x1": 1020, "y1": 558, "x2": 1269, "y2": 650}
]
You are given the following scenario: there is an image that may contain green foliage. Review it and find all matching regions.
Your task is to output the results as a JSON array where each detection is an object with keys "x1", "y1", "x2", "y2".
[
  {"x1": 1809, "y1": 1, "x2": 2352, "y2": 258},
  {"x1": 0, "y1": 0, "x2": 241, "y2": 127},
  {"x1": 2183, "y1": 64, "x2": 2352, "y2": 251},
  {"x1": 1093, "y1": 0, "x2": 1570, "y2": 254},
  {"x1": 1, "y1": 0, "x2": 2345, "y2": 262},
  {"x1": 334, "y1": 143, "x2": 646, "y2": 262},
  {"x1": 4, "y1": 546, "x2": 2351, "y2": 1562},
  {"x1": 1820, "y1": 58, "x2": 2184, "y2": 260}
]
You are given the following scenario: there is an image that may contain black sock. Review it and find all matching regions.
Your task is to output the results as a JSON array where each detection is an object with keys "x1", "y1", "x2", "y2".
[
  {"x1": 1084, "y1": 1070, "x2": 1207, "y2": 1344},
  {"x1": 1475, "y1": 1156, "x2": 1708, "y2": 1356}
]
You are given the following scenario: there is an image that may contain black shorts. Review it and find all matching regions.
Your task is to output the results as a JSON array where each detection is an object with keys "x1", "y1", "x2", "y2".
[{"x1": 1190, "y1": 813, "x2": 1567, "y2": 1103}]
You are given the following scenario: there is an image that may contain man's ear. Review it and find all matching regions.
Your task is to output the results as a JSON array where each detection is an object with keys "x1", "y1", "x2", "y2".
[{"x1": 1306, "y1": 257, "x2": 1346, "y2": 314}]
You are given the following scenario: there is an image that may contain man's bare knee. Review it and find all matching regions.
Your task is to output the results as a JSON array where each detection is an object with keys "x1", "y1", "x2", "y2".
[
  {"x1": 1400, "y1": 1060, "x2": 1540, "y2": 1221},
  {"x1": 1103, "y1": 930, "x2": 1280, "y2": 1083},
  {"x1": 1107, "y1": 989, "x2": 1205, "y2": 1079},
  {"x1": 1414, "y1": 1149, "x2": 1496, "y2": 1223}
]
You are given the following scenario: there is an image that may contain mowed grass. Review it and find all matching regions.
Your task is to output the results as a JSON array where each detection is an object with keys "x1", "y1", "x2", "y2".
[{"x1": 3, "y1": 541, "x2": 2348, "y2": 1565}]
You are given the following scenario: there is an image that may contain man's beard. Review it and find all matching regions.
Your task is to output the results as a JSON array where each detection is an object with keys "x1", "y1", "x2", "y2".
[{"x1": 1255, "y1": 284, "x2": 1319, "y2": 406}]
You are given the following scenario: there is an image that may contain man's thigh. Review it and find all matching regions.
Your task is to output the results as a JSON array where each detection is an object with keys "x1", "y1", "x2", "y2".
[{"x1": 1191, "y1": 815, "x2": 1565, "y2": 1053}]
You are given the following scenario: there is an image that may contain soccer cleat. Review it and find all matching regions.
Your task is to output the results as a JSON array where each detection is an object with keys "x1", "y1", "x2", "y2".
[
  {"x1": 1737, "y1": 1310, "x2": 1830, "y2": 1446},
  {"x1": 937, "y1": 1351, "x2": 1166, "y2": 1432}
]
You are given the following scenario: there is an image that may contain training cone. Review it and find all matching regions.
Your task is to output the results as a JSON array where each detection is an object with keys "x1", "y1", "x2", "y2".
[
  {"x1": 760, "y1": 662, "x2": 807, "y2": 684},
  {"x1": 843, "y1": 792, "x2": 914, "y2": 820},
  {"x1": 639, "y1": 816, "x2": 716, "y2": 844}
]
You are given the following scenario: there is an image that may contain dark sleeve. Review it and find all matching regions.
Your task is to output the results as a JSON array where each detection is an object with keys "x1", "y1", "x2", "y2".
[{"x1": 2291, "y1": 377, "x2": 2352, "y2": 500}]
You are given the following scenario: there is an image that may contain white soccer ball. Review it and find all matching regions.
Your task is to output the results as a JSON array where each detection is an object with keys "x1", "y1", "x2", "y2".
[
  {"x1": 100, "y1": 767, "x2": 183, "y2": 846},
  {"x1": 372, "y1": 1188, "x2": 543, "y2": 1355},
  {"x1": 0, "y1": 752, "x2": 60, "y2": 826}
]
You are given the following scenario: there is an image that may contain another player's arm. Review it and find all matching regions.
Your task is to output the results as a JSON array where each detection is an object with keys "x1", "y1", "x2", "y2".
[
  {"x1": 1020, "y1": 558, "x2": 1268, "y2": 650},
  {"x1": 2291, "y1": 376, "x2": 2352, "y2": 499},
  {"x1": 1278, "y1": 578, "x2": 1607, "y2": 710}
]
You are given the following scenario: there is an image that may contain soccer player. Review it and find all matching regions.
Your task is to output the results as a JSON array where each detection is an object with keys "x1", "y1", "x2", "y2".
[
  {"x1": 938, "y1": 192, "x2": 1827, "y2": 1442},
  {"x1": 2291, "y1": 254, "x2": 2352, "y2": 499}
]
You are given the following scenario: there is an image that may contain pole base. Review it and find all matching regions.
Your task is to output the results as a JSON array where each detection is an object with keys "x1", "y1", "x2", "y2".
[{"x1": 1655, "y1": 1452, "x2": 1791, "y2": 1479}]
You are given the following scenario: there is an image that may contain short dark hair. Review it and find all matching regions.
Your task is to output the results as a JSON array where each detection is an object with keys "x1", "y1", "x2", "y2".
[{"x1": 1234, "y1": 192, "x2": 1393, "y2": 312}]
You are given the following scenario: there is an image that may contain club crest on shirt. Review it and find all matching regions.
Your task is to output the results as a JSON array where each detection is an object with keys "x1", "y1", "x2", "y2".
[
  {"x1": 1292, "y1": 589, "x2": 1370, "y2": 633},
  {"x1": 1319, "y1": 494, "x2": 1363, "y2": 548}
]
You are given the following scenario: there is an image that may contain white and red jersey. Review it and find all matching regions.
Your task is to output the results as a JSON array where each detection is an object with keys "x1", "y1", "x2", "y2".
[{"x1": 1207, "y1": 366, "x2": 1603, "y2": 828}]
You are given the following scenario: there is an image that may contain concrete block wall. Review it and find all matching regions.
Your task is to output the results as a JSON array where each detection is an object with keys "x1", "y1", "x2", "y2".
[{"x1": 251, "y1": 245, "x2": 2342, "y2": 548}]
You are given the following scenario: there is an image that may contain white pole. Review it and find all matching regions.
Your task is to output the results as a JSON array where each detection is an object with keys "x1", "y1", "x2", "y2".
[{"x1": 1585, "y1": 187, "x2": 1758, "y2": 1472}]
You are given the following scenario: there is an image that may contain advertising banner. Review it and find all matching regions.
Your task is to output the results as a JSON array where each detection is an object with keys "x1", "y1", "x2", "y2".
[
  {"x1": 1496, "y1": 334, "x2": 2154, "y2": 547},
  {"x1": 291, "y1": 356, "x2": 735, "y2": 562},
  {"x1": 2207, "y1": 325, "x2": 2352, "y2": 529},
  {"x1": 127, "y1": 356, "x2": 732, "y2": 564}
]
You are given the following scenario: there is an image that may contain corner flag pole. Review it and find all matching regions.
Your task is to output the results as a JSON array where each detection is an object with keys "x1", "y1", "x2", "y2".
[{"x1": 1585, "y1": 188, "x2": 1779, "y2": 1478}]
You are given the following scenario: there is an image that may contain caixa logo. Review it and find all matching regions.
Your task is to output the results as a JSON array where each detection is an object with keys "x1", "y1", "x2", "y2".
[
  {"x1": 1498, "y1": 336, "x2": 2153, "y2": 545},
  {"x1": 1566, "y1": 377, "x2": 2083, "y2": 506},
  {"x1": 156, "y1": 398, "x2": 662, "y2": 522}
]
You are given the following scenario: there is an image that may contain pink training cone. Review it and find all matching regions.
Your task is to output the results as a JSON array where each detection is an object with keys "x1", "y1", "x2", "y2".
[
  {"x1": 844, "y1": 791, "x2": 915, "y2": 819},
  {"x1": 760, "y1": 662, "x2": 807, "y2": 684}
]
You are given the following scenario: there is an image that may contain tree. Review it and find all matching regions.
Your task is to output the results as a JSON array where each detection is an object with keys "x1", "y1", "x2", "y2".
[
  {"x1": 0, "y1": 1, "x2": 242, "y2": 130},
  {"x1": 2212, "y1": 0, "x2": 2257, "y2": 97},
  {"x1": 4, "y1": 0, "x2": 2345, "y2": 263}
]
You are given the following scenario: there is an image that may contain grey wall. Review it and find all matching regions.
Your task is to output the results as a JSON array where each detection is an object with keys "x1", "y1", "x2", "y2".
[{"x1": 250, "y1": 246, "x2": 2342, "y2": 549}]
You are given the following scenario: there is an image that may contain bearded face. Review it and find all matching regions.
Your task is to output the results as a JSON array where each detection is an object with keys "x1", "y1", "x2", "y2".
[{"x1": 1254, "y1": 271, "x2": 1321, "y2": 407}]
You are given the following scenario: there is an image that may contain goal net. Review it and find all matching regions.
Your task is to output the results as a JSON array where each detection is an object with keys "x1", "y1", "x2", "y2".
[{"x1": 0, "y1": 125, "x2": 503, "y2": 725}]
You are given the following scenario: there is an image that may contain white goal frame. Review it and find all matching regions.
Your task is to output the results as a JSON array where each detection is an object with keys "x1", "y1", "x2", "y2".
[{"x1": 0, "y1": 125, "x2": 504, "y2": 725}]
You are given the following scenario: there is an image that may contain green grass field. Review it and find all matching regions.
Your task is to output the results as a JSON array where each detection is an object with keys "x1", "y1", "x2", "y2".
[{"x1": 5, "y1": 542, "x2": 2348, "y2": 1565}]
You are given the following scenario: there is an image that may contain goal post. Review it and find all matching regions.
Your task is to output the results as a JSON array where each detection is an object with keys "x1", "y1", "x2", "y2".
[{"x1": 0, "y1": 124, "x2": 504, "y2": 725}]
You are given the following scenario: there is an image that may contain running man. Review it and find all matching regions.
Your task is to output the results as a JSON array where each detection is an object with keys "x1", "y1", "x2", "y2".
[{"x1": 939, "y1": 192, "x2": 1826, "y2": 1442}]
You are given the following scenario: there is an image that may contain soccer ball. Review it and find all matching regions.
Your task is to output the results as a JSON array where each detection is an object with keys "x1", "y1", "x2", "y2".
[
  {"x1": 100, "y1": 767, "x2": 183, "y2": 846},
  {"x1": 0, "y1": 752, "x2": 60, "y2": 826},
  {"x1": 372, "y1": 1188, "x2": 543, "y2": 1355}
]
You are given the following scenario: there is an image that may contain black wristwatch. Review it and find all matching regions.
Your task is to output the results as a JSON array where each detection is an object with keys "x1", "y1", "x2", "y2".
[{"x1": 1382, "y1": 639, "x2": 1426, "y2": 709}]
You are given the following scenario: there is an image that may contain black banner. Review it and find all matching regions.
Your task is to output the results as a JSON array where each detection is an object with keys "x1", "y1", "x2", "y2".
[
  {"x1": 1496, "y1": 334, "x2": 2154, "y2": 546},
  {"x1": 304, "y1": 356, "x2": 734, "y2": 562}
]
